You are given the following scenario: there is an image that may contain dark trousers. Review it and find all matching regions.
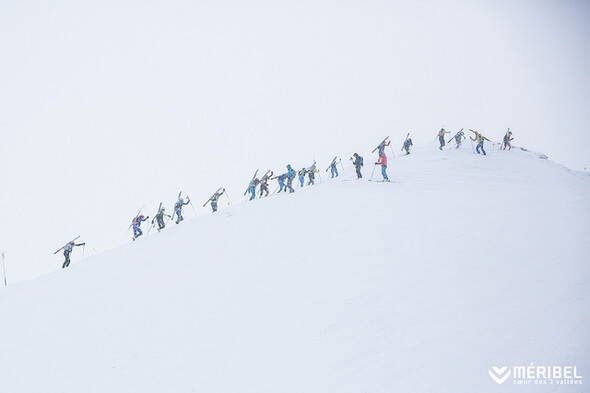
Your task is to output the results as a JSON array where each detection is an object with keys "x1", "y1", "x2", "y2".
[
  {"x1": 355, "y1": 166, "x2": 362, "y2": 179},
  {"x1": 63, "y1": 251, "x2": 71, "y2": 268},
  {"x1": 476, "y1": 142, "x2": 486, "y2": 155}
]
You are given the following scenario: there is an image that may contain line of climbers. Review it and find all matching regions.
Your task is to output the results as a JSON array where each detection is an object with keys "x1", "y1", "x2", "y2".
[
  {"x1": 436, "y1": 127, "x2": 514, "y2": 155},
  {"x1": 56, "y1": 127, "x2": 516, "y2": 267}
]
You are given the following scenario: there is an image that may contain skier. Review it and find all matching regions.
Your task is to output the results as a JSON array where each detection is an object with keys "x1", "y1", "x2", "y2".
[
  {"x1": 470, "y1": 130, "x2": 490, "y2": 155},
  {"x1": 273, "y1": 173, "x2": 288, "y2": 193},
  {"x1": 208, "y1": 188, "x2": 226, "y2": 212},
  {"x1": 376, "y1": 139, "x2": 390, "y2": 156},
  {"x1": 437, "y1": 128, "x2": 450, "y2": 150},
  {"x1": 503, "y1": 129, "x2": 514, "y2": 150},
  {"x1": 402, "y1": 137, "x2": 413, "y2": 155},
  {"x1": 376, "y1": 153, "x2": 389, "y2": 182},
  {"x1": 298, "y1": 168, "x2": 307, "y2": 187},
  {"x1": 259, "y1": 171, "x2": 273, "y2": 198},
  {"x1": 132, "y1": 214, "x2": 149, "y2": 240},
  {"x1": 307, "y1": 163, "x2": 317, "y2": 185},
  {"x1": 174, "y1": 196, "x2": 190, "y2": 224},
  {"x1": 286, "y1": 164, "x2": 296, "y2": 193},
  {"x1": 246, "y1": 176, "x2": 260, "y2": 201},
  {"x1": 61, "y1": 241, "x2": 85, "y2": 268},
  {"x1": 452, "y1": 129, "x2": 466, "y2": 149},
  {"x1": 152, "y1": 206, "x2": 171, "y2": 232},
  {"x1": 326, "y1": 159, "x2": 339, "y2": 178},
  {"x1": 352, "y1": 153, "x2": 363, "y2": 179}
]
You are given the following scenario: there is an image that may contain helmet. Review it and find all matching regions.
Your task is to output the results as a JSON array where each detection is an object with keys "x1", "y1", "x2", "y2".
[
  {"x1": 140, "y1": 215, "x2": 145, "y2": 219},
  {"x1": 179, "y1": 198, "x2": 184, "y2": 204},
  {"x1": 354, "y1": 153, "x2": 358, "y2": 156},
  {"x1": 161, "y1": 207, "x2": 165, "y2": 212}
]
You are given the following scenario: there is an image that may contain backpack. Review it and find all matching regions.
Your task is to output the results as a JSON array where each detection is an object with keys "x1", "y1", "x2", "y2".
[{"x1": 358, "y1": 156, "x2": 364, "y2": 166}]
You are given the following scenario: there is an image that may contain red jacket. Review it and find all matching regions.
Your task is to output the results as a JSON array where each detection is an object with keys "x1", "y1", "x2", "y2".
[{"x1": 378, "y1": 154, "x2": 387, "y2": 167}]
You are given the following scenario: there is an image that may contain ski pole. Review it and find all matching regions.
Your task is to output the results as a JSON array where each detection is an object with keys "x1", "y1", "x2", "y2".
[
  {"x1": 339, "y1": 160, "x2": 345, "y2": 174},
  {"x1": 470, "y1": 138, "x2": 475, "y2": 154},
  {"x1": 370, "y1": 164, "x2": 376, "y2": 180},
  {"x1": 82, "y1": 244, "x2": 85, "y2": 260},
  {"x1": 2, "y1": 252, "x2": 7, "y2": 286},
  {"x1": 189, "y1": 199, "x2": 198, "y2": 215},
  {"x1": 225, "y1": 190, "x2": 231, "y2": 205},
  {"x1": 389, "y1": 144, "x2": 396, "y2": 160},
  {"x1": 147, "y1": 220, "x2": 154, "y2": 236}
]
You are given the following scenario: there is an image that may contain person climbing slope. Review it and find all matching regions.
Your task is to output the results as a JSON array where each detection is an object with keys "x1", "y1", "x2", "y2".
[
  {"x1": 61, "y1": 240, "x2": 85, "y2": 268},
  {"x1": 470, "y1": 130, "x2": 490, "y2": 155},
  {"x1": 437, "y1": 128, "x2": 450, "y2": 150},
  {"x1": 326, "y1": 158, "x2": 339, "y2": 178},
  {"x1": 246, "y1": 176, "x2": 260, "y2": 201},
  {"x1": 352, "y1": 153, "x2": 364, "y2": 179},
  {"x1": 376, "y1": 153, "x2": 389, "y2": 182},
  {"x1": 207, "y1": 188, "x2": 225, "y2": 212},
  {"x1": 174, "y1": 196, "x2": 190, "y2": 224},
  {"x1": 307, "y1": 162, "x2": 318, "y2": 185},
  {"x1": 286, "y1": 164, "x2": 296, "y2": 193},
  {"x1": 272, "y1": 173, "x2": 288, "y2": 193},
  {"x1": 259, "y1": 171, "x2": 273, "y2": 198},
  {"x1": 402, "y1": 137, "x2": 413, "y2": 155},
  {"x1": 152, "y1": 206, "x2": 171, "y2": 232},
  {"x1": 298, "y1": 168, "x2": 307, "y2": 187},
  {"x1": 376, "y1": 139, "x2": 390, "y2": 156},
  {"x1": 132, "y1": 214, "x2": 149, "y2": 240},
  {"x1": 452, "y1": 129, "x2": 466, "y2": 149},
  {"x1": 503, "y1": 129, "x2": 514, "y2": 150}
]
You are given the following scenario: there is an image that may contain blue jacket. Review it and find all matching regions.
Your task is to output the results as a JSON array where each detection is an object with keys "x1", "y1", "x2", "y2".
[
  {"x1": 286, "y1": 165, "x2": 295, "y2": 179},
  {"x1": 132, "y1": 215, "x2": 148, "y2": 227}
]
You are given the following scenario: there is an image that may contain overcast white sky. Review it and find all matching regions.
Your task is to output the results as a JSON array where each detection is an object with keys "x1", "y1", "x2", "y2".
[{"x1": 1, "y1": 0, "x2": 589, "y2": 282}]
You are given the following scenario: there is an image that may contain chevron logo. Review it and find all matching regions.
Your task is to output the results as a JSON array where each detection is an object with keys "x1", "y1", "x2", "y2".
[{"x1": 489, "y1": 366, "x2": 511, "y2": 384}]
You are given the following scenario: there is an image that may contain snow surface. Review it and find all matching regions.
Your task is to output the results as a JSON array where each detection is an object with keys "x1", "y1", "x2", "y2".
[{"x1": 1, "y1": 144, "x2": 589, "y2": 392}]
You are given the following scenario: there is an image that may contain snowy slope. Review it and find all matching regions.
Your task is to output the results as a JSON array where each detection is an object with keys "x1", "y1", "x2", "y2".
[{"x1": 1, "y1": 144, "x2": 589, "y2": 392}]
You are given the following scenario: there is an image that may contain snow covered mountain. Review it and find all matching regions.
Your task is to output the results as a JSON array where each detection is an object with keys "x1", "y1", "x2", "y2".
[{"x1": 1, "y1": 144, "x2": 588, "y2": 392}]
